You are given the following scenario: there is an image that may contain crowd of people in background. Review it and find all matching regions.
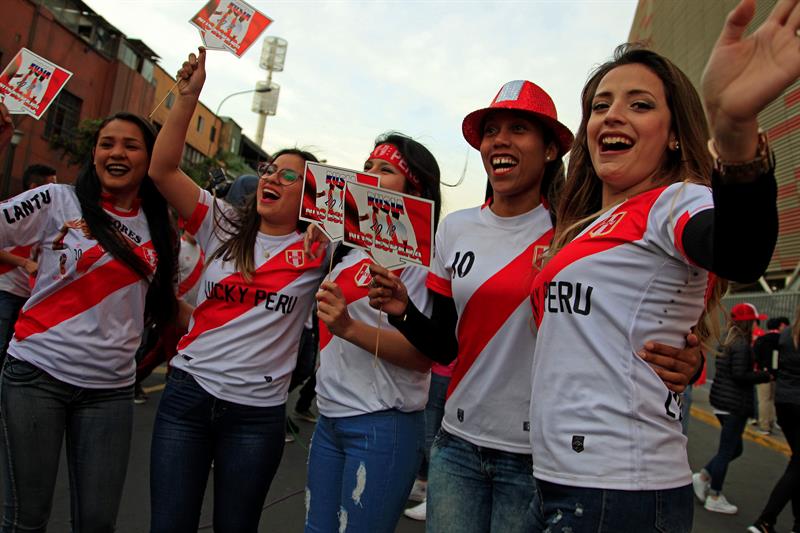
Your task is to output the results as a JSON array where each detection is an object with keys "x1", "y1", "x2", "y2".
[{"x1": 0, "y1": 0, "x2": 797, "y2": 532}]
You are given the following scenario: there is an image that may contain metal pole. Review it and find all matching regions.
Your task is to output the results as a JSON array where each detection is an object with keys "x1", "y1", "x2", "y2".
[{"x1": 254, "y1": 68, "x2": 272, "y2": 147}]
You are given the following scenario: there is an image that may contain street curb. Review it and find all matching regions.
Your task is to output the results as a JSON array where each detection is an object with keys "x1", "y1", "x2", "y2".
[{"x1": 690, "y1": 406, "x2": 791, "y2": 457}]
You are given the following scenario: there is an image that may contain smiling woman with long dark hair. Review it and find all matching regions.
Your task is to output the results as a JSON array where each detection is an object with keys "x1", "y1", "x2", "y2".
[{"x1": 0, "y1": 105, "x2": 176, "y2": 532}]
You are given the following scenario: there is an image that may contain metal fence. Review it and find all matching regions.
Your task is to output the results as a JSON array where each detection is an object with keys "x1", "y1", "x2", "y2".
[{"x1": 721, "y1": 291, "x2": 800, "y2": 321}]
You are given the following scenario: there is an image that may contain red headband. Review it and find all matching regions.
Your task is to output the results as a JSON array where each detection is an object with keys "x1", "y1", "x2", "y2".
[{"x1": 368, "y1": 144, "x2": 422, "y2": 193}]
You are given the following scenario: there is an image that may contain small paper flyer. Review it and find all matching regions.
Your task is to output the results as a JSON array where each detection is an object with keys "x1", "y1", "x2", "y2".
[
  {"x1": 343, "y1": 181, "x2": 434, "y2": 271},
  {"x1": 190, "y1": 0, "x2": 272, "y2": 57},
  {"x1": 0, "y1": 48, "x2": 73, "y2": 119},
  {"x1": 300, "y1": 162, "x2": 380, "y2": 241}
]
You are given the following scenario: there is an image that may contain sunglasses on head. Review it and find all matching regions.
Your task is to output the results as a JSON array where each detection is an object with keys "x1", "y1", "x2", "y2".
[{"x1": 257, "y1": 162, "x2": 301, "y2": 186}]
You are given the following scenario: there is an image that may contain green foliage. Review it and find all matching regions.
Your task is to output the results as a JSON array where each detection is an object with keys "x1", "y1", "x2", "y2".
[
  {"x1": 181, "y1": 151, "x2": 250, "y2": 187},
  {"x1": 48, "y1": 118, "x2": 104, "y2": 166}
]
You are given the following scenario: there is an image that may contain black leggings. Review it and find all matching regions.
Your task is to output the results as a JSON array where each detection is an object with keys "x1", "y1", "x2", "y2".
[{"x1": 757, "y1": 402, "x2": 799, "y2": 528}]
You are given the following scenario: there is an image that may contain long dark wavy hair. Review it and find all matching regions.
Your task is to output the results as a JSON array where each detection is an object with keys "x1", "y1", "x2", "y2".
[
  {"x1": 331, "y1": 132, "x2": 443, "y2": 267},
  {"x1": 74, "y1": 112, "x2": 177, "y2": 329},
  {"x1": 208, "y1": 148, "x2": 319, "y2": 280}
]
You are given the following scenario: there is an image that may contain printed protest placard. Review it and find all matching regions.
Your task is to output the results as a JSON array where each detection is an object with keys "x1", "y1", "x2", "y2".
[
  {"x1": 0, "y1": 48, "x2": 72, "y2": 119},
  {"x1": 343, "y1": 181, "x2": 434, "y2": 271},
  {"x1": 190, "y1": 0, "x2": 272, "y2": 57},
  {"x1": 300, "y1": 162, "x2": 380, "y2": 241}
]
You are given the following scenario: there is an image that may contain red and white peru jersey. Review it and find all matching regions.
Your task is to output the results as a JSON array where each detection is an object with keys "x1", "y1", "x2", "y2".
[
  {"x1": 315, "y1": 248, "x2": 431, "y2": 418},
  {"x1": 0, "y1": 245, "x2": 34, "y2": 298},
  {"x1": 176, "y1": 235, "x2": 204, "y2": 305},
  {"x1": 172, "y1": 190, "x2": 327, "y2": 407},
  {"x1": 530, "y1": 182, "x2": 713, "y2": 490},
  {"x1": 427, "y1": 202, "x2": 553, "y2": 454},
  {"x1": 0, "y1": 184, "x2": 156, "y2": 388}
]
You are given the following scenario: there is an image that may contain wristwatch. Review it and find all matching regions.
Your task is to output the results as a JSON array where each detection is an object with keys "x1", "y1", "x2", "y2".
[{"x1": 708, "y1": 131, "x2": 773, "y2": 182}]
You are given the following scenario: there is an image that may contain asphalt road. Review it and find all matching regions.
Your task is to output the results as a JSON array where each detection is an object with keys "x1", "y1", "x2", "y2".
[{"x1": 29, "y1": 375, "x2": 798, "y2": 532}]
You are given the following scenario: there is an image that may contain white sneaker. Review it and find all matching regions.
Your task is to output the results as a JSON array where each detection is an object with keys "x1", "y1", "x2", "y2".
[
  {"x1": 692, "y1": 472, "x2": 709, "y2": 502},
  {"x1": 408, "y1": 479, "x2": 427, "y2": 502},
  {"x1": 404, "y1": 500, "x2": 426, "y2": 521},
  {"x1": 704, "y1": 494, "x2": 738, "y2": 514}
]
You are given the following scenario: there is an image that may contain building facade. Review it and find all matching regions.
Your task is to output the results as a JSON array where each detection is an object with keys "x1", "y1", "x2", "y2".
[{"x1": 629, "y1": 0, "x2": 800, "y2": 289}]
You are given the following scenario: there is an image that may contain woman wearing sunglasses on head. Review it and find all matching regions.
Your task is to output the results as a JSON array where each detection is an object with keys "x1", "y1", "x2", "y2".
[{"x1": 146, "y1": 48, "x2": 327, "y2": 533}]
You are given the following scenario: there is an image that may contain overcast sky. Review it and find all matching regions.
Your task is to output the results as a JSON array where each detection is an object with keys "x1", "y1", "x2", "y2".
[{"x1": 83, "y1": 0, "x2": 638, "y2": 213}]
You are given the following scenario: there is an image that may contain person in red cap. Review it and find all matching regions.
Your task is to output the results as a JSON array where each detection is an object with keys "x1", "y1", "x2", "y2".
[
  {"x1": 528, "y1": 0, "x2": 789, "y2": 530},
  {"x1": 694, "y1": 302, "x2": 772, "y2": 515},
  {"x1": 368, "y1": 78, "x2": 701, "y2": 531}
]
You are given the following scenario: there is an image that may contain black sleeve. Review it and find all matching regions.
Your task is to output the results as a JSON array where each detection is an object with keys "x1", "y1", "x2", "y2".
[
  {"x1": 388, "y1": 291, "x2": 458, "y2": 365},
  {"x1": 753, "y1": 334, "x2": 778, "y2": 370},
  {"x1": 681, "y1": 167, "x2": 777, "y2": 283}
]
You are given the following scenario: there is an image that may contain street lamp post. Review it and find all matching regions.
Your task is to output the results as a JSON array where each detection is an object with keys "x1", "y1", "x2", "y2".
[
  {"x1": 2, "y1": 130, "x2": 24, "y2": 200},
  {"x1": 212, "y1": 87, "x2": 271, "y2": 157},
  {"x1": 255, "y1": 37, "x2": 287, "y2": 147}
]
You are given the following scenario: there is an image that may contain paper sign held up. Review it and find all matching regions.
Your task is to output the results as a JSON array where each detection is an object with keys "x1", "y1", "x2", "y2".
[
  {"x1": 343, "y1": 181, "x2": 434, "y2": 271},
  {"x1": 0, "y1": 48, "x2": 72, "y2": 119},
  {"x1": 190, "y1": 0, "x2": 272, "y2": 57},
  {"x1": 300, "y1": 162, "x2": 380, "y2": 241}
]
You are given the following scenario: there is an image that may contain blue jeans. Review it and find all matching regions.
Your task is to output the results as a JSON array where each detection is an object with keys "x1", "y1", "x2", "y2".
[
  {"x1": 0, "y1": 292, "x2": 26, "y2": 363},
  {"x1": 704, "y1": 413, "x2": 748, "y2": 492},
  {"x1": 149, "y1": 368, "x2": 286, "y2": 533},
  {"x1": 537, "y1": 480, "x2": 693, "y2": 533},
  {"x1": 427, "y1": 430, "x2": 542, "y2": 533},
  {"x1": 305, "y1": 410, "x2": 424, "y2": 533},
  {"x1": 0, "y1": 356, "x2": 133, "y2": 533},
  {"x1": 418, "y1": 373, "x2": 450, "y2": 480}
]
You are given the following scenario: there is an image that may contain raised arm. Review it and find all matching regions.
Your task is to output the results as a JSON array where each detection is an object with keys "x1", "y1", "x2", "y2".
[{"x1": 148, "y1": 48, "x2": 208, "y2": 221}]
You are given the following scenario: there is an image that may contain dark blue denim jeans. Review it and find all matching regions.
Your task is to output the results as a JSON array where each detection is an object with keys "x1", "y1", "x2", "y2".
[
  {"x1": 537, "y1": 480, "x2": 693, "y2": 533},
  {"x1": 0, "y1": 356, "x2": 133, "y2": 533},
  {"x1": 427, "y1": 429, "x2": 543, "y2": 533},
  {"x1": 704, "y1": 412, "x2": 748, "y2": 492},
  {"x1": 304, "y1": 410, "x2": 424, "y2": 533},
  {"x1": 418, "y1": 372, "x2": 450, "y2": 480},
  {"x1": 0, "y1": 291, "x2": 26, "y2": 363},
  {"x1": 149, "y1": 368, "x2": 286, "y2": 533}
]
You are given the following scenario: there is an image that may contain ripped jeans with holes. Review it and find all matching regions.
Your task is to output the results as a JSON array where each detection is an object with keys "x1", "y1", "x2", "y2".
[
  {"x1": 536, "y1": 479, "x2": 693, "y2": 533},
  {"x1": 304, "y1": 410, "x2": 424, "y2": 533}
]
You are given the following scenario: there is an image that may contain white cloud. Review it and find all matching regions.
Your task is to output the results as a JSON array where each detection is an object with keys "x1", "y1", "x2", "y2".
[{"x1": 83, "y1": 0, "x2": 637, "y2": 213}]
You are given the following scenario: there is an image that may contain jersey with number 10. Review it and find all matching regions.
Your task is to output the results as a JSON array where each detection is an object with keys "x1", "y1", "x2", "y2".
[{"x1": 426, "y1": 202, "x2": 553, "y2": 454}]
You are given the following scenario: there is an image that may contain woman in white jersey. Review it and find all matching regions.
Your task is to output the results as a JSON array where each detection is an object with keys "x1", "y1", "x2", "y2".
[
  {"x1": 304, "y1": 132, "x2": 441, "y2": 533},
  {"x1": 0, "y1": 105, "x2": 177, "y2": 532},
  {"x1": 369, "y1": 81, "x2": 703, "y2": 532},
  {"x1": 528, "y1": 1, "x2": 789, "y2": 530},
  {"x1": 146, "y1": 49, "x2": 326, "y2": 532}
]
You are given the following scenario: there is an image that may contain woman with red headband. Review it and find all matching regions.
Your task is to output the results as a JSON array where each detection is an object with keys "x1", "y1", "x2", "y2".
[{"x1": 303, "y1": 132, "x2": 442, "y2": 533}]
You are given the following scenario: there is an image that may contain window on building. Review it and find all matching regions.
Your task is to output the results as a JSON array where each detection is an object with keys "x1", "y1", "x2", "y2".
[
  {"x1": 196, "y1": 116, "x2": 205, "y2": 132},
  {"x1": 140, "y1": 59, "x2": 155, "y2": 84},
  {"x1": 182, "y1": 144, "x2": 206, "y2": 168},
  {"x1": 210, "y1": 125, "x2": 216, "y2": 142},
  {"x1": 117, "y1": 41, "x2": 138, "y2": 71},
  {"x1": 44, "y1": 90, "x2": 82, "y2": 140},
  {"x1": 165, "y1": 92, "x2": 175, "y2": 109}
]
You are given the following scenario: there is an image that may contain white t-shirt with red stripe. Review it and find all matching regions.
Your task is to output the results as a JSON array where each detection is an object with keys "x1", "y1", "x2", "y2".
[
  {"x1": 427, "y1": 202, "x2": 553, "y2": 454},
  {"x1": 315, "y1": 248, "x2": 431, "y2": 418},
  {"x1": 172, "y1": 189, "x2": 327, "y2": 407},
  {"x1": 177, "y1": 236, "x2": 204, "y2": 305},
  {"x1": 0, "y1": 246, "x2": 34, "y2": 298},
  {"x1": 529, "y1": 182, "x2": 713, "y2": 490},
  {"x1": 0, "y1": 184, "x2": 156, "y2": 388}
]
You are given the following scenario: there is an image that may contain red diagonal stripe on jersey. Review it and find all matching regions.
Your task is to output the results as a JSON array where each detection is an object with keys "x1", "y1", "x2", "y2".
[
  {"x1": 0, "y1": 246, "x2": 32, "y2": 275},
  {"x1": 183, "y1": 201, "x2": 210, "y2": 236},
  {"x1": 447, "y1": 228, "x2": 553, "y2": 399},
  {"x1": 14, "y1": 242, "x2": 155, "y2": 341},
  {"x1": 178, "y1": 241, "x2": 324, "y2": 351},
  {"x1": 318, "y1": 257, "x2": 376, "y2": 351},
  {"x1": 530, "y1": 187, "x2": 665, "y2": 328},
  {"x1": 178, "y1": 252, "x2": 205, "y2": 298}
]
